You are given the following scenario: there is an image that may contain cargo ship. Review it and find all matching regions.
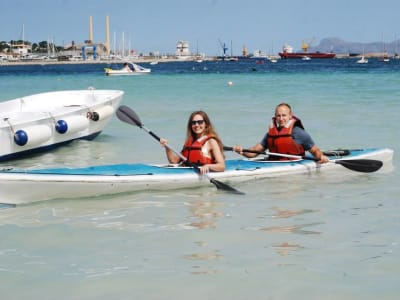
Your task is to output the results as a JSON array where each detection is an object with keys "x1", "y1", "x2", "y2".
[{"x1": 278, "y1": 42, "x2": 336, "y2": 59}]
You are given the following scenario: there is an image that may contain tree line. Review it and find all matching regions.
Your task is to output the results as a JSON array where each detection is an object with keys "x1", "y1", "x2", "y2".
[{"x1": 0, "y1": 40, "x2": 65, "y2": 53}]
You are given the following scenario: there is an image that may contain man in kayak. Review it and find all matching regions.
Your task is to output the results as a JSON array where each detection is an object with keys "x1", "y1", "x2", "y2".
[
  {"x1": 160, "y1": 111, "x2": 226, "y2": 174},
  {"x1": 233, "y1": 103, "x2": 329, "y2": 163}
]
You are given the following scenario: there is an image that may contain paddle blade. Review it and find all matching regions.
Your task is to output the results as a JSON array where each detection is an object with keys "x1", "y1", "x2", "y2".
[
  {"x1": 335, "y1": 159, "x2": 383, "y2": 173},
  {"x1": 116, "y1": 105, "x2": 143, "y2": 127},
  {"x1": 209, "y1": 178, "x2": 245, "y2": 195}
]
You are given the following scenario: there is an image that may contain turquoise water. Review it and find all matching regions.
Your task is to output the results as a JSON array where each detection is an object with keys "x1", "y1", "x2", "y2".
[{"x1": 0, "y1": 60, "x2": 399, "y2": 299}]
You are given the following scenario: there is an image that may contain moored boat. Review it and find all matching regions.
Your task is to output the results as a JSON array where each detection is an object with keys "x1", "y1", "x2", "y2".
[
  {"x1": 279, "y1": 44, "x2": 336, "y2": 59},
  {"x1": 279, "y1": 52, "x2": 336, "y2": 59},
  {"x1": 0, "y1": 88, "x2": 124, "y2": 161},
  {"x1": 356, "y1": 56, "x2": 368, "y2": 64},
  {"x1": 0, "y1": 147, "x2": 393, "y2": 205}
]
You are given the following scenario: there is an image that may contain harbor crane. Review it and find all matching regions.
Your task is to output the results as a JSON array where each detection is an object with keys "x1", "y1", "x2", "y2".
[
  {"x1": 301, "y1": 37, "x2": 315, "y2": 52},
  {"x1": 218, "y1": 39, "x2": 228, "y2": 57}
]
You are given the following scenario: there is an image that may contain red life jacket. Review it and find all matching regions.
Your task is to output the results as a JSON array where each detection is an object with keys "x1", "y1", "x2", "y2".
[
  {"x1": 267, "y1": 116, "x2": 305, "y2": 160},
  {"x1": 181, "y1": 135, "x2": 214, "y2": 165}
]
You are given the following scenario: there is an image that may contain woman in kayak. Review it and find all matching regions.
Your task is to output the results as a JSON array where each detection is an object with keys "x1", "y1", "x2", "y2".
[
  {"x1": 160, "y1": 111, "x2": 226, "y2": 174},
  {"x1": 233, "y1": 103, "x2": 329, "y2": 163}
]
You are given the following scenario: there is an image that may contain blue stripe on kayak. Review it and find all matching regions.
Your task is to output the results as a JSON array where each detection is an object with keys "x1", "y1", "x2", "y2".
[
  {"x1": 7, "y1": 164, "x2": 196, "y2": 176},
  {"x1": 2, "y1": 160, "x2": 309, "y2": 176}
]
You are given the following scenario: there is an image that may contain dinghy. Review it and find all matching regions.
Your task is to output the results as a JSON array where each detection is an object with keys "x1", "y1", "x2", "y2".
[{"x1": 0, "y1": 88, "x2": 124, "y2": 161}]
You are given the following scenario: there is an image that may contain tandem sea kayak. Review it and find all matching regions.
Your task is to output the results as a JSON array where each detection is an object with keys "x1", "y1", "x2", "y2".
[{"x1": 0, "y1": 148, "x2": 393, "y2": 205}]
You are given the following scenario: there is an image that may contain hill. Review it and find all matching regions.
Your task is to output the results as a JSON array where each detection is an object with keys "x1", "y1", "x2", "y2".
[{"x1": 309, "y1": 37, "x2": 399, "y2": 55}]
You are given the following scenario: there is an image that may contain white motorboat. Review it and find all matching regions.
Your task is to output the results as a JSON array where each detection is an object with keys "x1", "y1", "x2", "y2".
[
  {"x1": 0, "y1": 88, "x2": 124, "y2": 161},
  {"x1": 357, "y1": 56, "x2": 368, "y2": 64},
  {"x1": 104, "y1": 62, "x2": 151, "y2": 76}
]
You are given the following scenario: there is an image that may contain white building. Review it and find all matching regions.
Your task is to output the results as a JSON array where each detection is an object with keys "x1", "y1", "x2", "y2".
[
  {"x1": 11, "y1": 42, "x2": 31, "y2": 55},
  {"x1": 176, "y1": 41, "x2": 191, "y2": 58}
]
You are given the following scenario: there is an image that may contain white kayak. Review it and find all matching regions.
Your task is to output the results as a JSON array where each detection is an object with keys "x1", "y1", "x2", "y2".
[
  {"x1": 0, "y1": 88, "x2": 124, "y2": 161},
  {"x1": 0, "y1": 148, "x2": 393, "y2": 205}
]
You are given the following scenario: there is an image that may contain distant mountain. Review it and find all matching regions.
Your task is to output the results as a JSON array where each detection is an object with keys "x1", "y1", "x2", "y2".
[{"x1": 309, "y1": 37, "x2": 400, "y2": 54}]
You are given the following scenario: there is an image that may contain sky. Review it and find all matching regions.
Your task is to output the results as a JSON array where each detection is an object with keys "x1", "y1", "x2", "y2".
[{"x1": 2, "y1": 0, "x2": 400, "y2": 56}]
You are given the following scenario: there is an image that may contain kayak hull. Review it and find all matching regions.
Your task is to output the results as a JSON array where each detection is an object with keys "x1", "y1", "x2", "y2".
[{"x1": 0, "y1": 148, "x2": 393, "y2": 205}]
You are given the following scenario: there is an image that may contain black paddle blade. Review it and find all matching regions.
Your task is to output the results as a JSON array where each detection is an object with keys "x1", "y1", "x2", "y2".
[
  {"x1": 116, "y1": 105, "x2": 143, "y2": 127},
  {"x1": 209, "y1": 178, "x2": 245, "y2": 195},
  {"x1": 335, "y1": 159, "x2": 383, "y2": 173}
]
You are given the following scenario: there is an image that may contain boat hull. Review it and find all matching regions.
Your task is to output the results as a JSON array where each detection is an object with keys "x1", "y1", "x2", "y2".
[
  {"x1": 279, "y1": 52, "x2": 336, "y2": 59},
  {"x1": 0, "y1": 89, "x2": 124, "y2": 161},
  {"x1": 104, "y1": 62, "x2": 151, "y2": 76},
  {"x1": 104, "y1": 68, "x2": 151, "y2": 76},
  {"x1": 0, "y1": 148, "x2": 393, "y2": 205}
]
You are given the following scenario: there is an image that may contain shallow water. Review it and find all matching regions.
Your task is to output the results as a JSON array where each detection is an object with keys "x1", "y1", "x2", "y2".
[{"x1": 0, "y1": 59, "x2": 399, "y2": 299}]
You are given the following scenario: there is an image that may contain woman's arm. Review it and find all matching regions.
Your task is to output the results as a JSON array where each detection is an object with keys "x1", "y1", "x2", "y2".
[
  {"x1": 200, "y1": 139, "x2": 226, "y2": 173},
  {"x1": 160, "y1": 138, "x2": 181, "y2": 164}
]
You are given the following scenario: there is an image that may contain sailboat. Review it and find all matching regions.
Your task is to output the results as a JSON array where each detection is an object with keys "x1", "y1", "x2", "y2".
[
  {"x1": 195, "y1": 40, "x2": 203, "y2": 63},
  {"x1": 378, "y1": 40, "x2": 390, "y2": 62},
  {"x1": 227, "y1": 40, "x2": 238, "y2": 61}
]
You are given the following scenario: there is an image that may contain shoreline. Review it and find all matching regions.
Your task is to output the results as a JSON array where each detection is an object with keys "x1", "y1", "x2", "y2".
[
  {"x1": 0, "y1": 56, "x2": 220, "y2": 66},
  {"x1": 0, "y1": 53, "x2": 395, "y2": 66}
]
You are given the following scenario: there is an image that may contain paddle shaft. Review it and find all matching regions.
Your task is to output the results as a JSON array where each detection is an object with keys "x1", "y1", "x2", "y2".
[
  {"x1": 223, "y1": 146, "x2": 310, "y2": 161},
  {"x1": 139, "y1": 124, "x2": 194, "y2": 166},
  {"x1": 223, "y1": 146, "x2": 383, "y2": 173}
]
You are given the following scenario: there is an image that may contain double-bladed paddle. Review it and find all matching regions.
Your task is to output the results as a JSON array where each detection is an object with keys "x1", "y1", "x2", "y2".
[
  {"x1": 116, "y1": 105, "x2": 244, "y2": 194},
  {"x1": 223, "y1": 146, "x2": 383, "y2": 173}
]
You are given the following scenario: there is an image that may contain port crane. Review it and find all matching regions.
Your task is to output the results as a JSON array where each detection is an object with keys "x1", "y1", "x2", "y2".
[
  {"x1": 218, "y1": 39, "x2": 228, "y2": 57},
  {"x1": 301, "y1": 37, "x2": 315, "y2": 52}
]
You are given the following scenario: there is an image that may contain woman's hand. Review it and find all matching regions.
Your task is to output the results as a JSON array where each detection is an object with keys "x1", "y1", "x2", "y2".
[
  {"x1": 160, "y1": 138, "x2": 168, "y2": 147},
  {"x1": 198, "y1": 165, "x2": 210, "y2": 175}
]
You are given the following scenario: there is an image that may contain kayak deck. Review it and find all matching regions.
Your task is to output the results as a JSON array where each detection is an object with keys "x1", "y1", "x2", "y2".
[{"x1": 0, "y1": 147, "x2": 388, "y2": 176}]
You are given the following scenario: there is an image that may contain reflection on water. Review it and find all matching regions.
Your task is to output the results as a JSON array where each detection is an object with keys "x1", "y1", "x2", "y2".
[
  {"x1": 183, "y1": 251, "x2": 223, "y2": 261},
  {"x1": 183, "y1": 199, "x2": 226, "y2": 274},
  {"x1": 183, "y1": 247, "x2": 223, "y2": 275},
  {"x1": 269, "y1": 207, "x2": 319, "y2": 219},
  {"x1": 272, "y1": 242, "x2": 304, "y2": 256},
  {"x1": 260, "y1": 222, "x2": 323, "y2": 235},
  {"x1": 256, "y1": 206, "x2": 322, "y2": 258},
  {"x1": 186, "y1": 199, "x2": 224, "y2": 229}
]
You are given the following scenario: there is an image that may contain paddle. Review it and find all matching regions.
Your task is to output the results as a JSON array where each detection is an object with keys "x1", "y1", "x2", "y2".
[
  {"x1": 116, "y1": 105, "x2": 244, "y2": 194},
  {"x1": 223, "y1": 146, "x2": 383, "y2": 173}
]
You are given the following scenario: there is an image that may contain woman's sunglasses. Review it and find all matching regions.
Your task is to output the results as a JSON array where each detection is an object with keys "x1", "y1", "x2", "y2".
[{"x1": 191, "y1": 120, "x2": 205, "y2": 125}]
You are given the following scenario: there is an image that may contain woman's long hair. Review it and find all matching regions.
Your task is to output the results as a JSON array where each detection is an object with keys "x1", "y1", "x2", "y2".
[{"x1": 185, "y1": 111, "x2": 224, "y2": 157}]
